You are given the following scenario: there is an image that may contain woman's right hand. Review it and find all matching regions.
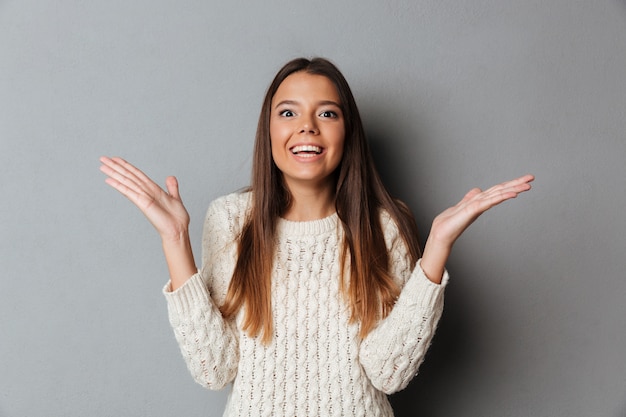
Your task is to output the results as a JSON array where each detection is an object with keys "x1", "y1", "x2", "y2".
[{"x1": 99, "y1": 156, "x2": 190, "y2": 242}]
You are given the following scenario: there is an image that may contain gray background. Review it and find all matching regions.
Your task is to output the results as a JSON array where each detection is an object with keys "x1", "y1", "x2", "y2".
[{"x1": 1, "y1": 0, "x2": 625, "y2": 416}]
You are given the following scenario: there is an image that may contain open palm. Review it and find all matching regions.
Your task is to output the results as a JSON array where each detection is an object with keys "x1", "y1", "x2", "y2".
[
  {"x1": 99, "y1": 156, "x2": 190, "y2": 241},
  {"x1": 430, "y1": 174, "x2": 535, "y2": 247}
]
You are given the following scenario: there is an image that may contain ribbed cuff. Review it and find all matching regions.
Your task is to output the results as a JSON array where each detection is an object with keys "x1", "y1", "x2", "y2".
[
  {"x1": 162, "y1": 272, "x2": 211, "y2": 316},
  {"x1": 404, "y1": 259, "x2": 449, "y2": 309}
]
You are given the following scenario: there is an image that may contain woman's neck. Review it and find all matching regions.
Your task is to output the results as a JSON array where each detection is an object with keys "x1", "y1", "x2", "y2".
[{"x1": 281, "y1": 184, "x2": 335, "y2": 221}]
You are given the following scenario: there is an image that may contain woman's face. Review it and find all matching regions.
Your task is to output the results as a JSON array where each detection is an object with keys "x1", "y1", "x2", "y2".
[{"x1": 269, "y1": 71, "x2": 345, "y2": 193}]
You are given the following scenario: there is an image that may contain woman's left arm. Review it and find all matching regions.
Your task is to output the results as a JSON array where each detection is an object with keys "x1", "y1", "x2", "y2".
[
  {"x1": 359, "y1": 259, "x2": 447, "y2": 394},
  {"x1": 359, "y1": 174, "x2": 534, "y2": 393}
]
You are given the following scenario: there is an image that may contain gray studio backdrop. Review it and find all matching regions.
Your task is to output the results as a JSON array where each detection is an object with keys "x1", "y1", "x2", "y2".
[{"x1": 1, "y1": 1, "x2": 625, "y2": 416}]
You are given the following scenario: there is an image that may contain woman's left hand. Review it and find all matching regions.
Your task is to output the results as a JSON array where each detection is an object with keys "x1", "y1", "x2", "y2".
[
  {"x1": 430, "y1": 174, "x2": 534, "y2": 247},
  {"x1": 420, "y1": 174, "x2": 534, "y2": 283}
]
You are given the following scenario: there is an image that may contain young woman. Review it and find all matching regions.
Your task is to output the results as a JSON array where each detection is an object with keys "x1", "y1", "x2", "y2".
[{"x1": 100, "y1": 57, "x2": 533, "y2": 416}]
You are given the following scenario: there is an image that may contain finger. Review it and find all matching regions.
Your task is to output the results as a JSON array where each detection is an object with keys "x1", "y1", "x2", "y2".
[
  {"x1": 497, "y1": 179, "x2": 533, "y2": 197},
  {"x1": 482, "y1": 175, "x2": 534, "y2": 199},
  {"x1": 165, "y1": 176, "x2": 181, "y2": 201},
  {"x1": 473, "y1": 185, "x2": 529, "y2": 212},
  {"x1": 99, "y1": 160, "x2": 145, "y2": 196},
  {"x1": 109, "y1": 157, "x2": 157, "y2": 189},
  {"x1": 458, "y1": 185, "x2": 527, "y2": 216},
  {"x1": 491, "y1": 174, "x2": 535, "y2": 191},
  {"x1": 103, "y1": 157, "x2": 154, "y2": 191},
  {"x1": 103, "y1": 175, "x2": 143, "y2": 204},
  {"x1": 100, "y1": 156, "x2": 163, "y2": 198},
  {"x1": 514, "y1": 174, "x2": 535, "y2": 184}
]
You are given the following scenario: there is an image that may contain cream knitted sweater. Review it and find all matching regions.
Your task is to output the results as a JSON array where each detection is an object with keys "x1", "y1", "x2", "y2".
[{"x1": 163, "y1": 192, "x2": 448, "y2": 417}]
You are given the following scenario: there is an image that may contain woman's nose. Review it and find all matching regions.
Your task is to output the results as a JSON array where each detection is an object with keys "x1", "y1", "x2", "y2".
[{"x1": 299, "y1": 117, "x2": 319, "y2": 134}]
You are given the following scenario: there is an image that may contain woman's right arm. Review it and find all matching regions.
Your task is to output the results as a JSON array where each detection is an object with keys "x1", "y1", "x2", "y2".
[{"x1": 100, "y1": 156, "x2": 239, "y2": 389}]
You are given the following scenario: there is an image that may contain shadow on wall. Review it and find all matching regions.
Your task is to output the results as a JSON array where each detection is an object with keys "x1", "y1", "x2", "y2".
[
  {"x1": 366, "y1": 127, "x2": 420, "y2": 209},
  {"x1": 368, "y1": 130, "x2": 480, "y2": 416}
]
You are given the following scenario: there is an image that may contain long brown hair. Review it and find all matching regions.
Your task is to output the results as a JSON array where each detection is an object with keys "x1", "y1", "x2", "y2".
[{"x1": 220, "y1": 58, "x2": 421, "y2": 344}]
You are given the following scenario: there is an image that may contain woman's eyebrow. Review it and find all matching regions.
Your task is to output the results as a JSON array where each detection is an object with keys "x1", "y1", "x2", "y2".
[
  {"x1": 317, "y1": 100, "x2": 342, "y2": 107},
  {"x1": 274, "y1": 100, "x2": 299, "y2": 109},
  {"x1": 274, "y1": 99, "x2": 341, "y2": 109}
]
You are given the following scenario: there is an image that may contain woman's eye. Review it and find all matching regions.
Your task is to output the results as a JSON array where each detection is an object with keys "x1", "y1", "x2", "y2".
[
  {"x1": 279, "y1": 110, "x2": 295, "y2": 117},
  {"x1": 320, "y1": 111, "x2": 337, "y2": 118}
]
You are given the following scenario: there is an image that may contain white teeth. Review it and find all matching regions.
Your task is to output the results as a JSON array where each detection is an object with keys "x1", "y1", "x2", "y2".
[{"x1": 291, "y1": 145, "x2": 322, "y2": 154}]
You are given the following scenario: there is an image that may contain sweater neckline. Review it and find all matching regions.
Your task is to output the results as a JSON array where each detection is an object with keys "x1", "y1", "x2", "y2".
[{"x1": 277, "y1": 213, "x2": 339, "y2": 235}]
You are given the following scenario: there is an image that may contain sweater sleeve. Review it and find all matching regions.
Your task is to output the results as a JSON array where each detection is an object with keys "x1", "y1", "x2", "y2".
[
  {"x1": 162, "y1": 194, "x2": 246, "y2": 390},
  {"x1": 359, "y1": 215, "x2": 449, "y2": 395}
]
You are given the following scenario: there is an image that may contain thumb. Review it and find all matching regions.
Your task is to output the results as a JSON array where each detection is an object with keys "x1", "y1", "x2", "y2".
[
  {"x1": 165, "y1": 176, "x2": 182, "y2": 200},
  {"x1": 458, "y1": 187, "x2": 482, "y2": 205}
]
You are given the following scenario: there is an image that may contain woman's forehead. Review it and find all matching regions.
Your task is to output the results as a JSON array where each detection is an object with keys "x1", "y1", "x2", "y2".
[{"x1": 272, "y1": 72, "x2": 340, "y2": 105}]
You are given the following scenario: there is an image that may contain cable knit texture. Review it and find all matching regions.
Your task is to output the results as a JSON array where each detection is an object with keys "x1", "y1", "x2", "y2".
[{"x1": 163, "y1": 192, "x2": 449, "y2": 416}]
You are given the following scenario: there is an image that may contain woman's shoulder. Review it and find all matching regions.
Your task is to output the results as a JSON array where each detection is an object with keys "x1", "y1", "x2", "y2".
[
  {"x1": 205, "y1": 190, "x2": 253, "y2": 232},
  {"x1": 378, "y1": 208, "x2": 399, "y2": 234},
  {"x1": 377, "y1": 202, "x2": 416, "y2": 253},
  {"x1": 209, "y1": 190, "x2": 253, "y2": 212}
]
